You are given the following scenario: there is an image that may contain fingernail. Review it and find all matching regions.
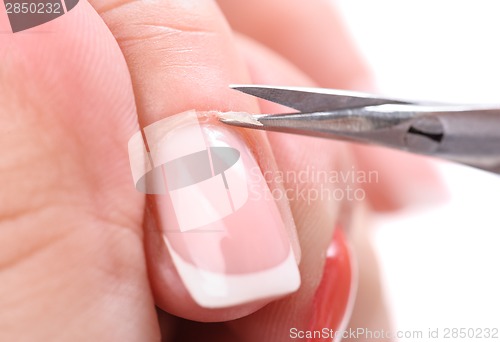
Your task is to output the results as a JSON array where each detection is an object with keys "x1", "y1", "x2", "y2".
[
  {"x1": 308, "y1": 228, "x2": 356, "y2": 342},
  {"x1": 128, "y1": 110, "x2": 300, "y2": 308}
]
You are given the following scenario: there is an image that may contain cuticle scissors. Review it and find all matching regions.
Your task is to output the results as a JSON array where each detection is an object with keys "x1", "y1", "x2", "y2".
[{"x1": 219, "y1": 85, "x2": 500, "y2": 175}]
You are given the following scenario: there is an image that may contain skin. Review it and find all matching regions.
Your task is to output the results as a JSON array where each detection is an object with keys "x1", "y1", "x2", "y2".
[{"x1": 0, "y1": 0, "x2": 443, "y2": 340}]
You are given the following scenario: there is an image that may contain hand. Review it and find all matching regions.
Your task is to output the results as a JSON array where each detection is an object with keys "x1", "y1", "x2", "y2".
[{"x1": 0, "y1": 0, "x2": 442, "y2": 341}]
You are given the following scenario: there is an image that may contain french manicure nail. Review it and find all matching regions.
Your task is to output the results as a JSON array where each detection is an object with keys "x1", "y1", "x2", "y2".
[{"x1": 128, "y1": 110, "x2": 300, "y2": 308}]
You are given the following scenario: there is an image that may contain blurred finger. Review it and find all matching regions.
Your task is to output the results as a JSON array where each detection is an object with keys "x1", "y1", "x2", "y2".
[
  {"x1": 217, "y1": 0, "x2": 371, "y2": 90},
  {"x1": 218, "y1": 0, "x2": 445, "y2": 211}
]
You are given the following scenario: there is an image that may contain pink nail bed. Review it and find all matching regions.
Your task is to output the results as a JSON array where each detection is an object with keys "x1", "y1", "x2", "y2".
[{"x1": 128, "y1": 110, "x2": 300, "y2": 308}]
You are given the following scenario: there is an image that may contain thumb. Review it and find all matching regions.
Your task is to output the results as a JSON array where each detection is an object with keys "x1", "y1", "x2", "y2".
[{"x1": 0, "y1": 2, "x2": 157, "y2": 340}]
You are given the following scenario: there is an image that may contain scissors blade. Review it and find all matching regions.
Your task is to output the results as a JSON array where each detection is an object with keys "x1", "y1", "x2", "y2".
[
  {"x1": 219, "y1": 104, "x2": 422, "y2": 144},
  {"x1": 230, "y1": 84, "x2": 411, "y2": 112}
]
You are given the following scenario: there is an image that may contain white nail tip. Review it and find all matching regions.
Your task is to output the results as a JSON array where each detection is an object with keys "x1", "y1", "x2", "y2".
[{"x1": 164, "y1": 236, "x2": 301, "y2": 308}]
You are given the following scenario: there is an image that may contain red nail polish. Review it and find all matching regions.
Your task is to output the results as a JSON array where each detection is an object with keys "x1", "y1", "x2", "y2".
[{"x1": 308, "y1": 227, "x2": 356, "y2": 342}]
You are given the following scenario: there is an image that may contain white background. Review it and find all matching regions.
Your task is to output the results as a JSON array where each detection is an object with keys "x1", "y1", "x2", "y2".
[{"x1": 337, "y1": 1, "x2": 500, "y2": 339}]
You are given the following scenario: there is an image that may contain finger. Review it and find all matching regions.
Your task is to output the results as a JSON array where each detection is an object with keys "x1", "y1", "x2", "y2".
[
  {"x1": 0, "y1": 2, "x2": 157, "y2": 340},
  {"x1": 89, "y1": 0, "x2": 301, "y2": 320},
  {"x1": 164, "y1": 228, "x2": 353, "y2": 342},
  {"x1": 218, "y1": 0, "x2": 445, "y2": 211},
  {"x1": 218, "y1": 34, "x2": 356, "y2": 342},
  {"x1": 217, "y1": 0, "x2": 371, "y2": 90},
  {"x1": 154, "y1": 34, "x2": 352, "y2": 340}
]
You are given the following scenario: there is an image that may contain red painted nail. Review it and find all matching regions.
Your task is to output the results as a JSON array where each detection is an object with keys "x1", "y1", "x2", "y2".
[{"x1": 308, "y1": 227, "x2": 356, "y2": 342}]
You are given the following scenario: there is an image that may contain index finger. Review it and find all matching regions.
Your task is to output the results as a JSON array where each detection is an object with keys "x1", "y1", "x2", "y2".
[{"x1": 89, "y1": 0, "x2": 301, "y2": 321}]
